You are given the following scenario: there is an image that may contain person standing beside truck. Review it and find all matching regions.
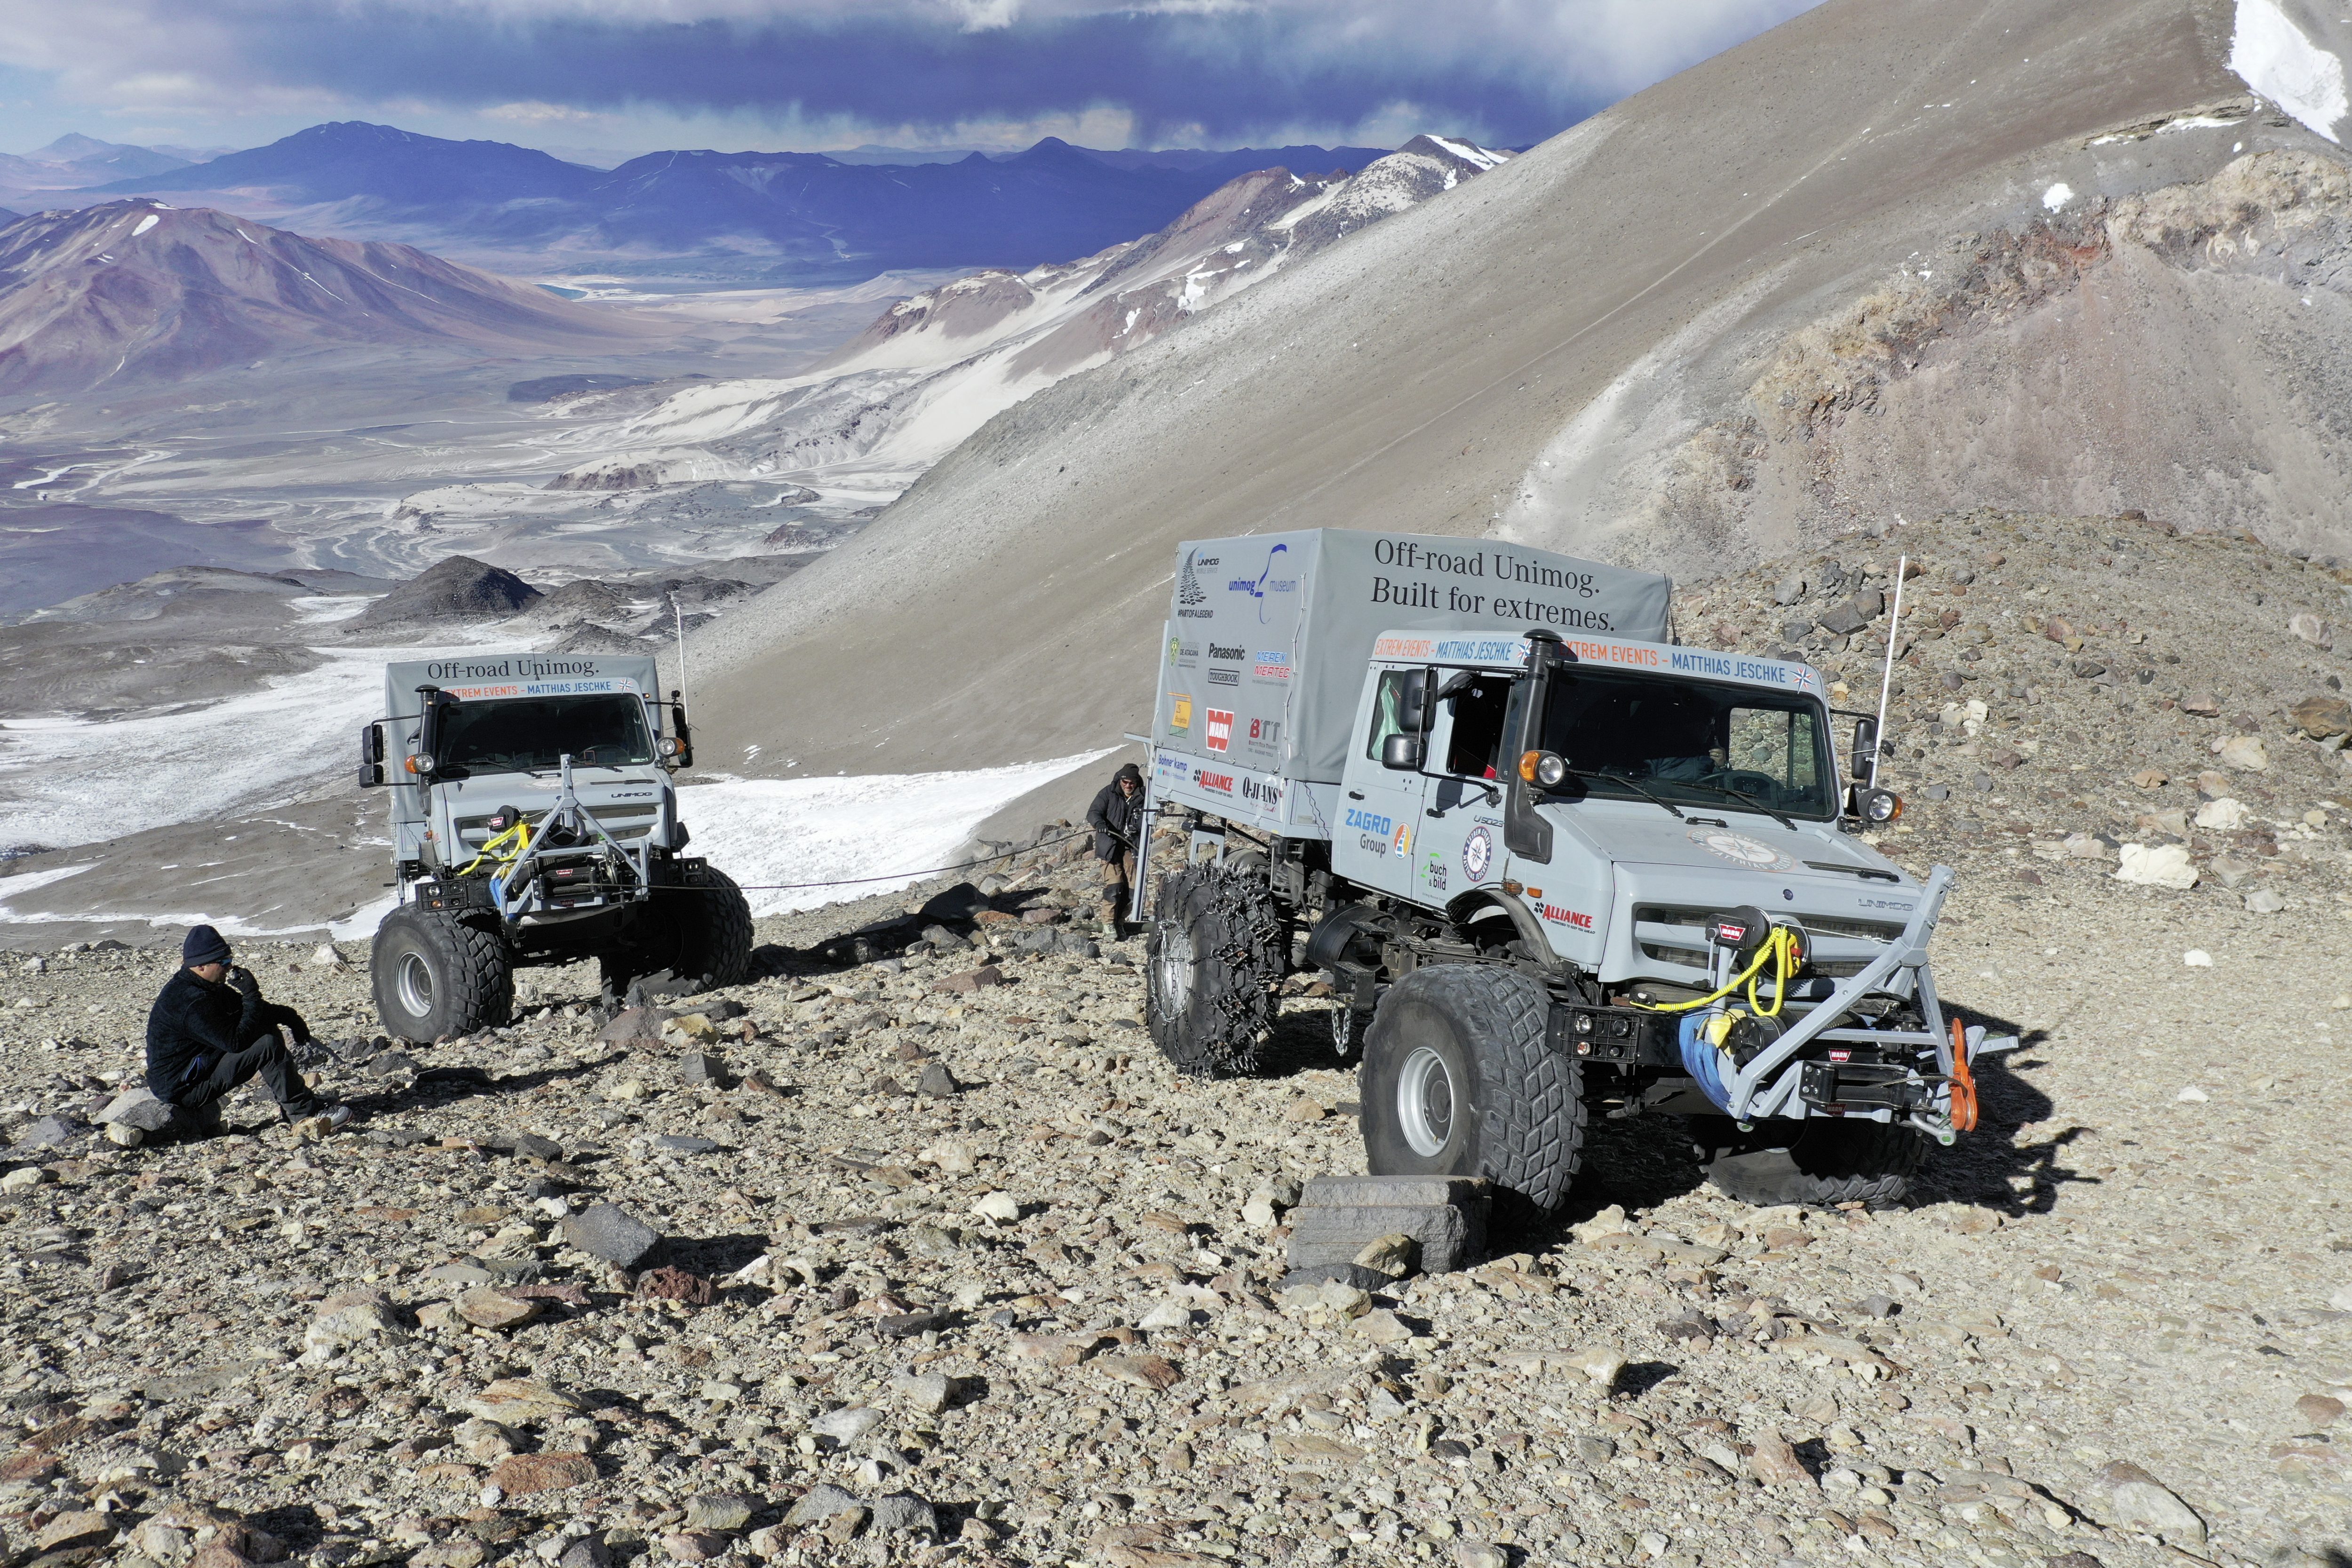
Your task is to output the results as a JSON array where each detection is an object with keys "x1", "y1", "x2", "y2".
[
  {"x1": 145, "y1": 925, "x2": 351, "y2": 1135},
  {"x1": 1087, "y1": 762, "x2": 1147, "y2": 939}
]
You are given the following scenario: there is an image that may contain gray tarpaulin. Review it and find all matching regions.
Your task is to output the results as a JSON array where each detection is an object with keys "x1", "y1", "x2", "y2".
[{"x1": 1152, "y1": 530, "x2": 1671, "y2": 785}]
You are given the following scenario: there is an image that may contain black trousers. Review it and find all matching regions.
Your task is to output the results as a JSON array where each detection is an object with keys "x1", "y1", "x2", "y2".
[{"x1": 174, "y1": 1012, "x2": 318, "y2": 1116}]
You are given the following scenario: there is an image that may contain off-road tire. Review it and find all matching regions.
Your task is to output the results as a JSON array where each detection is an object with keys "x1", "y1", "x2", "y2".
[
  {"x1": 603, "y1": 864, "x2": 755, "y2": 997},
  {"x1": 371, "y1": 905, "x2": 513, "y2": 1042},
  {"x1": 1144, "y1": 863, "x2": 1286, "y2": 1077},
  {"x1": 1712, "y1": 1119, "x2": 1927, "y2": 1208},
  {"x1": 1360, "y1": 964, "x2": 1583, "y2": 1228}
]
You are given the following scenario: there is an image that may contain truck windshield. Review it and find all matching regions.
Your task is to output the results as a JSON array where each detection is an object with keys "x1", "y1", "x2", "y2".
[
  {"x1": 1539, "y1": 669, "x2": 1833, "y2": 819},
  {"x1": 436, "y1": 694, "x2": 655, "y2": 774}
]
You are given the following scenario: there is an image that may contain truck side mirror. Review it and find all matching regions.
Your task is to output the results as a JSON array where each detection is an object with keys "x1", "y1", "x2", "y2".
[
  {"x1": 1397, "y1": 670, "x2": 1429, "y2": 732},
  {"x1": 1381, "y1": 733, "x2": 1425, "y2": 772},
  {"x1": 665, "y1": 689, "x2": 694, "y2": 772},
  {"x1": 358, "y1": 722, "x2": 387, "y2": 788},
  {"x1": 1850, "y1": 715, "x2": 1880, "y2": 788}
]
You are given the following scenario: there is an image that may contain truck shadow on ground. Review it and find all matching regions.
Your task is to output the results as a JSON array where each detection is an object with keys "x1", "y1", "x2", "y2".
[{"x1": 1251, "y1": 994, "x2": 2098, "y2": 1247}]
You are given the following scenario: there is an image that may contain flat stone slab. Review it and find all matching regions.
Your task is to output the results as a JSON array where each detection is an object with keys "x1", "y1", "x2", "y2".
[
  {"x1": 1287, "y1": 1201, "x2": 1485, "y2": 1274},
  {"x1": 1300, "y1": 1175, "x2": 1489, "y2": 1209}
]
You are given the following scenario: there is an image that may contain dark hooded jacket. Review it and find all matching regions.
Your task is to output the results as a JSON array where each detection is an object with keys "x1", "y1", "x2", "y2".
[
  {"x1": 145, "y1": 966, "x2": 262, "y2": 1099},
  {"x1": 1086, "y1": 763, "x2": 1147, "y2": 861}
]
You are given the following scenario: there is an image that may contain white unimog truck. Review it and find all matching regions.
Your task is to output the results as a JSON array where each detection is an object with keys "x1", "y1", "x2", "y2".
[
  {"x1": 1139, "y1": 529, "x2": 1985, "y2": 1216},
  {"x1": 357, "y1": 652, "x2": 751, "y2": 1041}
]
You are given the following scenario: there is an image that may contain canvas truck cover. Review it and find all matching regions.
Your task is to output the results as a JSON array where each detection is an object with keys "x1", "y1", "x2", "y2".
[
  {"x1": 383, "y1": 652, "x2": 660, "y2": 716},
  {"x1": 1152, "y1": 530, "x2": 1672, "y2": 786}
]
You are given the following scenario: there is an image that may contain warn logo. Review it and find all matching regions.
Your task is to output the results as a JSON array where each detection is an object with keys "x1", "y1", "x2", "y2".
[
  {"x1": 1540, "y1": 903, "x2": 1595, "y2": 931},
  {"x1": 1205, "y1": 708, "x2": 1233, "y2": 753}
]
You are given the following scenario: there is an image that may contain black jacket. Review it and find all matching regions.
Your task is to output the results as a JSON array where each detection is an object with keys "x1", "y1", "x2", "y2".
[
  {"x1": 145, "y1": 966, "x2": 261, "y2": 1099},
  {"x1": 1087, "y1": 765, "x2": 1147, "y2": 861}
]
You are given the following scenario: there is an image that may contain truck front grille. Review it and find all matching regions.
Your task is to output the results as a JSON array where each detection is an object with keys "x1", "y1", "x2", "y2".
[{"x1": 1630, "y1": 904, "x2": 1905, "y2": 977}]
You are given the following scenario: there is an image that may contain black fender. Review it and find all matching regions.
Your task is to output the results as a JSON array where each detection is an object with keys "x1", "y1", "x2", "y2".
[{"x1": 1446, "y1": 890, "x2": 1566, "y2": 978}]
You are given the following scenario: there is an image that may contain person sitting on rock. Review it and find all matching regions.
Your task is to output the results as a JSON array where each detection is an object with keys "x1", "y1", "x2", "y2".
[
  {"x1": 145, "y1": 925, "x2": 350, "y2": 1134},
  {"x1": 1086, "y1": 760, "x2": 1148, "y2": 939}
]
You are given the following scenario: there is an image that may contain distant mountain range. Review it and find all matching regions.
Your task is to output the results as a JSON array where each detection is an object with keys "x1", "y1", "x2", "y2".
[
  {"x1": 0, "y1": 199, "x2": 652, "y2": 394},
  {"x1": 78, "y1": 121, "x2": 1398, "y2": 279},
  {"x1": 0, "y1": 134, "x2": 235, "y2": 199}
]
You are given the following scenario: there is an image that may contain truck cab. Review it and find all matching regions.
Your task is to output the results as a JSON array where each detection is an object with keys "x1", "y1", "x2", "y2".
[{"x1": 1334, "y1": 629, "x2": 1913, "y2": 989}]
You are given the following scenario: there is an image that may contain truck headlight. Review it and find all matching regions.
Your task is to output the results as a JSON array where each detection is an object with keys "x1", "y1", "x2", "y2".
[
  {"x1": 658, "y1": 737, "x2": 681, "y2": 758},
  {"x1": 406, "y1": 753, "x2": 436, "y2": 776},
  {"x1": 1518, "y1": 750, "x2": 1568, "y2": 789},
  {"x1": 1859, "y1": 787, "x2": 1902, "y2": 823}
]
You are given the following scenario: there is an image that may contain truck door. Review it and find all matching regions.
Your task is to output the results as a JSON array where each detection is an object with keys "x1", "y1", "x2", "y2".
[
  {"x1": 1332, "y1": 665, "x2": 1430, "y2": 897},
  {"x1": 1415, "y1": 669, "x2": 1515, "y2": 902}
]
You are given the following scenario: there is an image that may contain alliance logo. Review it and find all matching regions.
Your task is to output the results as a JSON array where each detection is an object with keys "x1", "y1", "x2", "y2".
[
  {"x1": 1539, "y1": 903, "x2": 1595, "y2": 931},
  {"x1": 1226, "y1": 541, "x2": 1297, "y2": 624},
  {"x1": 1195, "y1": 770, "x2": 1234, "y2": 794}
]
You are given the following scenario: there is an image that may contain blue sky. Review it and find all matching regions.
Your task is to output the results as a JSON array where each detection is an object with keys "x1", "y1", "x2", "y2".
[{"x1": 0, "y1": 0, "x2": 1827, "y2": 160}]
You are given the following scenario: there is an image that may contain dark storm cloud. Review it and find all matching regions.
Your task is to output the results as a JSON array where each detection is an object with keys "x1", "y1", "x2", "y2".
[
  {"x1": 5, "y1": 1, "x2": 1829, "y2": 147},
  {"x1": 233, "y1": 7, "x2": 1570, "y2": 142}
]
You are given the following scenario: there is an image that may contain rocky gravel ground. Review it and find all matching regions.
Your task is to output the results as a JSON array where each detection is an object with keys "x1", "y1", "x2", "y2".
[{"x1": 0, "y1": 509, "x2": 2346, "y2": 1568}]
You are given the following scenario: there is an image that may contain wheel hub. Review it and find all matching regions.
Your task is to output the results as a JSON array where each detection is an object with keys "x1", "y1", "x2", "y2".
[
  {"x1": 395, "y1": 951, "x2": 436, "y2": 1020},
  {"x1": 1397, "y1": 1045, "x2": 1457, "y2": 1157},
  {"x1": 1153, "y1": 921, "x2": 1195, "y2": 1013}
]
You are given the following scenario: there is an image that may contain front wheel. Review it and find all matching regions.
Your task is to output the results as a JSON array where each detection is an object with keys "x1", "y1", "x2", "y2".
[
  {"x1": 602, "y1": 863, "x2": 754, "y2": 998},
  {"x1": 371, "y1": 906, "x2": 513, "y2": 1042},
  {"x1": 1360, "y1": 965, "x2": 1583, "y2": 1227}
]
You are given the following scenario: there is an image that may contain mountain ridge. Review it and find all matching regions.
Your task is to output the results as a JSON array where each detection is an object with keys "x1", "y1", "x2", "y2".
[
  {"x1": 87, "y1": 121, "x2": 1410, "y2": 277},
  {"x1": 0, "y1": 198, "x2": 655, "y2": 394}
]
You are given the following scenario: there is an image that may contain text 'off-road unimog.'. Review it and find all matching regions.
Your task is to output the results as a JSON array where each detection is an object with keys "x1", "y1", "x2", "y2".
[
  {"x1": 1139, "y1": 529, "x2": 1991, "y2": 1216},
  {"x1": 358, "y1": 652, "x2": 751, "y2": 1041}
]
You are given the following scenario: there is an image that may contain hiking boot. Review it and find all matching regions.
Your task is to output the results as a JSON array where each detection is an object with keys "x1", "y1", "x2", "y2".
[{"x1": 291, "y1": 1104, "x2": 354, "y2": 1139}]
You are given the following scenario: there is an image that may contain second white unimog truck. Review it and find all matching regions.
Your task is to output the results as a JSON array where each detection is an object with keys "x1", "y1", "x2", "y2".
[
  {"x1": 1137, "y1": 529, "x2": 1990, "y2": 1217},
  {"x1": 357, "y1": 652, "x2": 752, "y2": 1041}
]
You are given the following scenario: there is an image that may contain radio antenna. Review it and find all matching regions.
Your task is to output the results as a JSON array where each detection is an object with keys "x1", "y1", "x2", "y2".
[{"x1": 1870, "y1": 553, "x2": 1907, "y2": 787}]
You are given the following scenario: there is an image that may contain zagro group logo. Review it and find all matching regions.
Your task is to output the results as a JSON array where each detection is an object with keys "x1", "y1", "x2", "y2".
[
  {"x1": 1343, "y1": 806, "x2": 1394, "y2": 836},
  {"x1": 1227, "y1": 541, "x2": 1298, "y2": 624},
  {"x1": 1205, "y1": 708, "x2": 1233, "y2": 752}
]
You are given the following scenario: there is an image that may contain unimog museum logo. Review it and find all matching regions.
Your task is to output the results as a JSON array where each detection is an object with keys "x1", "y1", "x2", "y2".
[
  {"x1": 1226, "y1": 541, "x2": 1297, "y2": 623},
  {"x1": 1176, "y1": 551, "x2": 1215, "y2": 618}
]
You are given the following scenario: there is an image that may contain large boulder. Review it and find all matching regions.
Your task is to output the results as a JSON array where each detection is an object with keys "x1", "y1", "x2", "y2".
[{"x1": 350, "y1": 556, "x2": 541, "y2": 629}]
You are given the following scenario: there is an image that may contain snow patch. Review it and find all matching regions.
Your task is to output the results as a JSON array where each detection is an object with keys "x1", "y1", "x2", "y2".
[
  {"x1": 2042, "y1": 182, "x2": 2075, "y2": 211},
  {"x1": 676, "y1": 751, "x2": 1113, "y2": 916},
  {"x1": 0, "y1": 632, "x2": 506, "y2": 851},
  {"x1": 130, "y1": 214, "x2": 159, "y2": 238},
  {"x1": 2230, "y1": 0, "x2": 2350, "y2": 143}
]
